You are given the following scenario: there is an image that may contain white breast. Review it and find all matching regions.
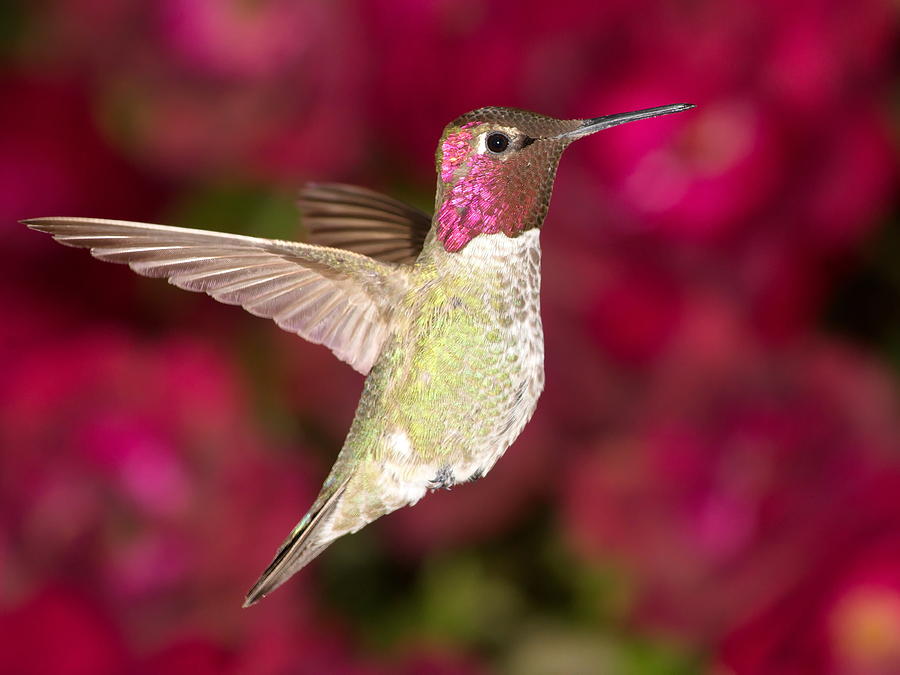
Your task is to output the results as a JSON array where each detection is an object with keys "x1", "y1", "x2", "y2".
[{"x1": 437, "y1": 229, "x2": 545, "y2": 478}]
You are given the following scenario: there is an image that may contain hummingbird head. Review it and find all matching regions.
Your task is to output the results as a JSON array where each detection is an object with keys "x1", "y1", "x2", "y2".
[{"x1": 434, "y1": 104, "x2": 694, "y2": 252}]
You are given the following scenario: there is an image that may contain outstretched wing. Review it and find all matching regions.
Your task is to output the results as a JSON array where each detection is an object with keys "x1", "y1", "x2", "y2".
[
  {"x1": 298, "y1": 183, "x2": 432, "y2": 264},
  {"x1": 24, "y1": 217, "x2": 411, "y2": 375}
]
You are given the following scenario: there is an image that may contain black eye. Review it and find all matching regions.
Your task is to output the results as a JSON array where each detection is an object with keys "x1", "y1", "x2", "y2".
[{"x1": 486, "y1": 132, "x2": 510, "y2": 153}]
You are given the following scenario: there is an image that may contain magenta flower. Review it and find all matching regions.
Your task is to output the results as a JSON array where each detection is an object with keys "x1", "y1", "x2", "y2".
[
  {"x1": 717, "y1": 471, "x2": 900, "y2": 674},
  {"x1": 0, "y1": 584, "x2": 378, "y2": 674},
  {"x1": 582, "y1": 262, "x2": 684, "y2": 367},
  {"x1": 36, "y1": 0, "x2": 367, "y2": 181},
  {"x1": 361, "y1": 0, "x2": 635, "y2": 178},
  {"x1": 0, "y1": 76, "x2": 163, "y2": 252},
  {"x1": 582, "y1": 91, "x2": 784, "y2": 243},
  {"x1": 158, "y1": 0, "x2": 333, "y2": 81},
  {"x1": 3, "y1": 0, "x2": 898, "y2": 670},
  {"x1": 562, "y1": 338, "x2": 900, "y2": 638},
  {"x1": 0, "y1": 327, "x2": 322, "y2": 635},
  {"x1": 0, "y1": 586, "x2": 128, "y2": 675}
]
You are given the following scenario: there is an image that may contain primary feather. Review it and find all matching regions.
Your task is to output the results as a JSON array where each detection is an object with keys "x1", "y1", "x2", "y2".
[{"x1": 23, "y1": 216, "x2": 410, "y2": 374}]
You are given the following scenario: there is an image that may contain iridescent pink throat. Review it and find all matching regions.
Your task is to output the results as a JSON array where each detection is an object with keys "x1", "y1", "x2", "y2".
[{"x1": 436, "y1": 124, "x2": 536, "y2": 252}]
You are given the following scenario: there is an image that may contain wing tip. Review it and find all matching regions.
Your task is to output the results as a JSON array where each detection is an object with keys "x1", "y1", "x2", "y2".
[
  {"x1": 21, "y1": 217, "x2": 53, "y2": 231},
  {"x1": 21, "y1": 217, "x2": 95, "y2": 233},
  {"x1": 242, "y1": 590, "x2": 264, "y2": 608}
]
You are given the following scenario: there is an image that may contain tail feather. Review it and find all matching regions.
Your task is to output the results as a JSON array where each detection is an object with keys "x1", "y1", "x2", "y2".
[{"x1": 243, "y1": 478, "x2": 350, "y2": 607}]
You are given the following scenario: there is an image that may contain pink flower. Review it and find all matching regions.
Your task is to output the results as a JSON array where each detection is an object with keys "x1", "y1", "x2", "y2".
[
  {"x1": 361, "y1": 0, "x2": 634, "y2": 179},
  {"x1": 140, "y1": 639, "x2": 231, "y2": 675},
  {"x1": 717, "y1": 471, "x2": 900, "y2": 675},
  {"x1": 583, "y1": 92, "x2": 784, "y2": 243},
  {"x1": 0, "y1": 328, "x2": 320, "y2": 632},
  {"x1": 0, "y1": 585, "x2": 380, "y2": 674},
  {"x1": 582, "y1": 262, "x2": 684, "y2": 367},
  {"x1": 38, "y1": 1, "x2": 367, "y2": 181},
  {"x1": 158, "y1": 0, "x2": 331, "y2": 81},
  {"x1": 737, "y1": 235, "x2": 827, "y2": 343},
  {"x1": 559, "y1": 0, "x2": 895, "y2": 343},
  {"x1": 0, "y1": 75, "x2": 164, "y2": 265},
  {"x1": 0, "y1": 586, "x2": 128, "y2": 675},
  {"x1": 759, "y1": 0, "x2": 896, "y2": 114},
  {"x1": 793, "y1": 107, "x2": 897, "y2": 252},
  {"x1": 562, "y1": 338, "x2": 900, "y2": 638}
]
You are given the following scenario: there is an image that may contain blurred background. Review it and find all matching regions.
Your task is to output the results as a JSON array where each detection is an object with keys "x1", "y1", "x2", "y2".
[{"x1": 1, "y1": 1, "x2": 898, "y2": 673}]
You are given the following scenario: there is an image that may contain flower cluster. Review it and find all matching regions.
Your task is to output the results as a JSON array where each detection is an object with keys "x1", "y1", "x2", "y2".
[{"x1": 1, "y1": 0, "x2": 897, "y2": 671}]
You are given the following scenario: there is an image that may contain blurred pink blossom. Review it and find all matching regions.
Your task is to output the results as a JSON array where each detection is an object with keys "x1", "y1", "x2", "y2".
[
  {"x1": 0, "y1": 328, "x2": 321, "y2": 642},
  {"x1": 562, "y1": 338, "x2": 900, "y2": 638},
  {"x1": 583, "y1": 93, "x2": 784, "y2": 243},
  {"x1": 717, "y1": 471, "x2": 900, "y2": 675},
  {"x1": 582, "y1": 262, "x2": 684, "y2": 367},
  {"x1": 0, "y1": 586, "x2": 127, "y2": 675},
  {"x1": 760, "y1": 0, "x2": 897, "y2": 114},
  {"x1": 2, "y1": 0, "x2": 897, "y2": 669},
  {"x1": 0, "y1": 75, "x2": 165, "y2": 276},
  {"x1": 37, "y1": 0, "x2": 367, "y2": 181},
  {"x1": 158, "y1": 0, "x2": 329, "y2": 81},
  {"x1": 0, "y1": 584, "x2": 382, "y2": 674},
  {"x1": 362, "y1": 0, "x2": 635, "y2": 178}
]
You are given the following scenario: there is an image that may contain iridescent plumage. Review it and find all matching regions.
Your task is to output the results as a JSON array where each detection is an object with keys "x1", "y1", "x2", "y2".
[{"x1": 23, "y1": 103, "x2": 694, "y2": 606}]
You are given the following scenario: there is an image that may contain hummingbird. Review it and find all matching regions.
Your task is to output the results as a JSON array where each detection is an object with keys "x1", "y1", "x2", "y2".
[{"x1": 24, "y1": 103, "x2": 694, "y2": 606}]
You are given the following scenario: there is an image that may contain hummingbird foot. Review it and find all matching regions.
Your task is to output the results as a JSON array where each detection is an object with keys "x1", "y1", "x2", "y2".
[{"x1": 427, "y1": 466, "x2": 456, "y2": 491}]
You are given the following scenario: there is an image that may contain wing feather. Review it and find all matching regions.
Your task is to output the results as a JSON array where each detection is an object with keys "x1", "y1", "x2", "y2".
[
  {"x1": 24, "y1": 217, "x2": 411, "y2": 374},
  {"x1": 298, "y1": 183, "x2": 432, "y2": 264}
]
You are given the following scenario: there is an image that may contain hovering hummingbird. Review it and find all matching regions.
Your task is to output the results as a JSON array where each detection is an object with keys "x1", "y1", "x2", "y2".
[{"x1": 24, "y1": 103, "x2": 694, "y2": 606}]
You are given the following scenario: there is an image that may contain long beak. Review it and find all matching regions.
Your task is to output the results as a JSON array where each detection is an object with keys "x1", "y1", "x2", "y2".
[{"x1": 557, "y1": 103, "x2": 695, "y2": 140}]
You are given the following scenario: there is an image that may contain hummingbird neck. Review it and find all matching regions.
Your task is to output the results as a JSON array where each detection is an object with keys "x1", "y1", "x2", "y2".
[
  {"x1": 418, "y1": 227, "x2": 543, "y2": 296},
  {"x1": 434, "y1": 172, "x2": 538, "y2": 253},
  {"x1": 434, "y1": 125, "x2": 549, "y2": 253}
]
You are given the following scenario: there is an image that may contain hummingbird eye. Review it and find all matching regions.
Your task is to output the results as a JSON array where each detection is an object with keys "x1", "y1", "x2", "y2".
[{"x1": 486, "y1": 132, "x2": 510, "y2": 154}]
